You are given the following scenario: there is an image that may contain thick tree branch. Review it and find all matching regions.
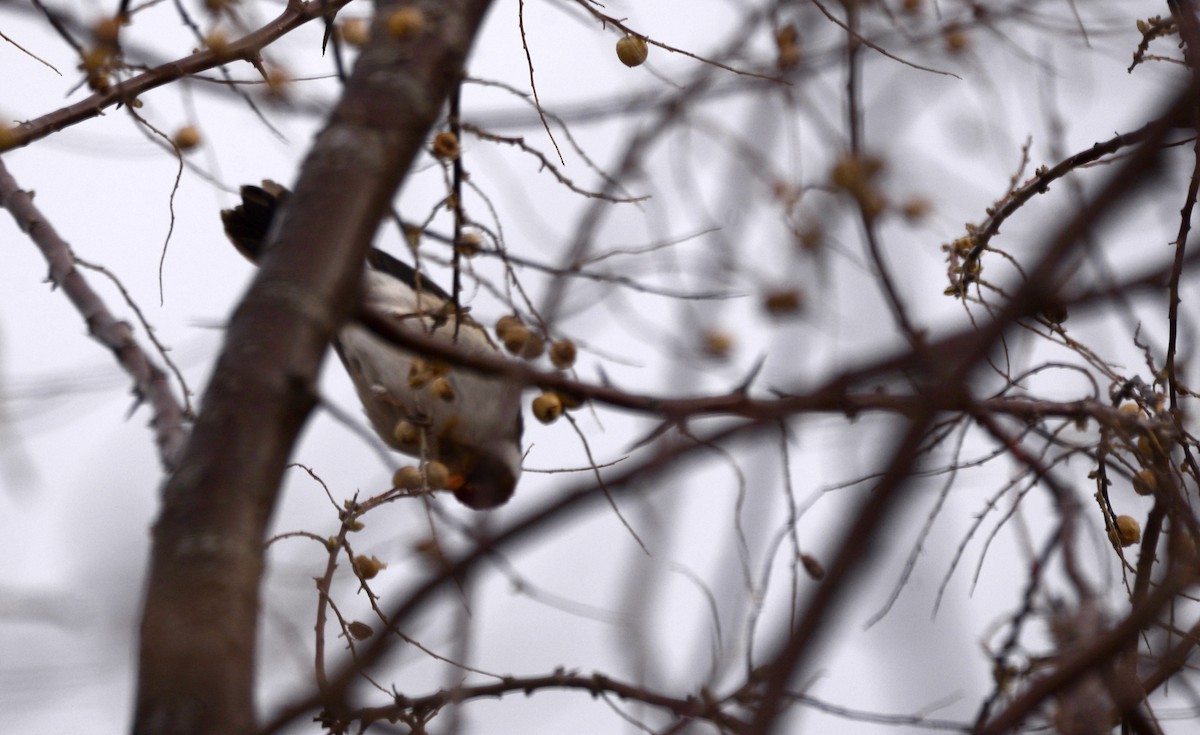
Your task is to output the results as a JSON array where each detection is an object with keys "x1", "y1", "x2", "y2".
[{"x1": 132, "y1": 2, "x2": 497, "y2": 734}]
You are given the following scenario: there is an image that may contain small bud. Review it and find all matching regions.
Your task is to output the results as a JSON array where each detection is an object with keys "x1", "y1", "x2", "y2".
[
  {"x1": 615, "y1": 34, "x2": 648, "y2": 67},
  {"x1": 533, "y1": 392, "x2": 563, "y2": 424},
  {"x1": 387, "y1": 7, "x2": 425, "y2": 38},
  {"x1": 432, "y1": 131, "x2": 461, "y2": 160},
  {"x1": 1110, "y1": 515, "x2": 1141, "y2": 548},
  {"x1": 549, "y1": 339, "x2": 577, "y2": 369},
  {"x1": 353, "y1": 554, "x2": 387, "y2": 580},
  {"x1": 347, "y1": 621, "x2": 373, "y2": 640},
  {"x1": 173, "y1": 125, "x2": 202, "y2": 151},
  {"x1": 393, "y1": 465, "x2": 424, "y2": 489}
]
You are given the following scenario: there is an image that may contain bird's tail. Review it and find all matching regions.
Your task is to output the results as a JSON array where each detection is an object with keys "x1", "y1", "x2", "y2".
[{"x1": 220, "y1": 180, "x2": 289, "y2": 262}]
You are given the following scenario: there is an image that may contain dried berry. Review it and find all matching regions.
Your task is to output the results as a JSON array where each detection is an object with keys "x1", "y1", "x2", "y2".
[
  {"x1": 616, "y1": 34, "x2": 648, "y2": 67},
  {"x1": 532, "y1": 392, "x2": 563, "y2": 424}
]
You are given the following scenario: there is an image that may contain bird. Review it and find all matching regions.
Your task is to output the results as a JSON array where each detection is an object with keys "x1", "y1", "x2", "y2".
[{"x1": 221, "y1": 181, "x2": 523, "y2": 509}]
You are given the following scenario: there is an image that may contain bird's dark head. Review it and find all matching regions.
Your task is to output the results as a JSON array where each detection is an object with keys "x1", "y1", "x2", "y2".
[{"x1": 450, "y1": 445, "x2": 521, "y2": 509}]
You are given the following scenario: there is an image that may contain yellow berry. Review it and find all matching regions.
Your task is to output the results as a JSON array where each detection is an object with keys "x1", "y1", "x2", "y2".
[
  {"x1": 1132, "y1": 469, "x2": 1157, "y2": 496},
  {"x1": 943, "y1": 25, "x2": 969, "y2": 54},
  {"x1": 496, "y1": 315, "x2": 523, "y2": 339},
  {"x1": 340, "y1": 18, "x2": 370, "y2": 47},
  {"x1": 1119, "y1": 402, "x2": 1142, "y2": 417},
  {"x1": 521, "y1": 332, "x2": 545, "y2": 360},
  {"x1": 774, "y1": 24, "x2": 799, "y2": 71},
  {"x1": 408, "y1": 359, "x2": 435, "y2": 388},
  {"x1": 702, "y1": 329, "x2": 733, "y2": 359},
  {"x1": 1137, "y1": 435, "x2": 1153, "y2": 457},
  {"x1": 615, "y1": 34, "x2": 648, "y2": 67},
  {"x1": 549, "y1": 339, "x2": 577, "y2": 369},
  {"x1": 1111, "y1": 515, "x2": 1141, "y2": 548},
  {"x1": 532, "y1": 391, "x2": 563, "y2": 424},
  {"x1": 502, "y1": 324, "x2": 531, "y2": 355},
  {"x1": 263, "y1": 65, "x2": 290, "y2": 98},
  {"x1": 424, "y1": 461, "x2": 451, "y2": 490},
  {"x1": 412, "y1": 537, "x2": 444, "y2": 565},
  {"x1": 204, "y1": 31, "x2": 230, "y2": 55},
  {"x1": 353, "y1": 554, "x2": 387, "y2": 579},
  {"x1": 432, "y1": 131, "x2": 460, "y2": 160},
  {"x1": 762, "y1": 289, "x2": 803, "y2": 316},
  {"x1": 393, "y1": 465, "x2": 423, "y2": 489},
  {"x1": 430, "y1": 376, "x2": 455, "y2": 402},
  {"x1": 901, "y1": 198, "x2": 931, "y2": 221},
  {"x1": 92, "y1": 16, "x2": 122, "y2": 46},
  {"x1": 173, "y1": 125, "x2": 202, "y2": 151},
  {"x1": 393, "y1": 420, "x2": 420, "y2": 447},
  {"x1": 387, "y1": 7, "x2": 425, "y2": 38}
]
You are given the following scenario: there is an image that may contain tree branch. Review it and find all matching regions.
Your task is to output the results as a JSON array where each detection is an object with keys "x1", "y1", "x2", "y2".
[
  {"x1": 0, "y1": 158, "x2": 188, "y2": 470},
  {"x1": 132, "y1": 2, "x2": 498, "y2": 734}
]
